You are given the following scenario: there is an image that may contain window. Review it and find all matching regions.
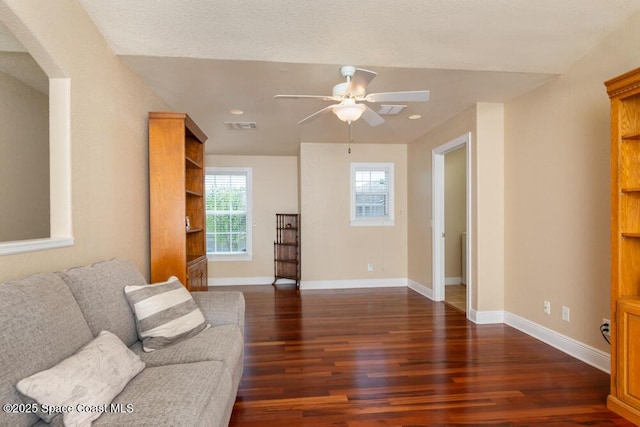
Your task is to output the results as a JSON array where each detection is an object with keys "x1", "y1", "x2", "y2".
[
  {"x1": 205, "y1": 167, "x2": 252, "y2": 260},
  {"x1": 350, "y1": 162, "x2": 394, "y2": 226}
]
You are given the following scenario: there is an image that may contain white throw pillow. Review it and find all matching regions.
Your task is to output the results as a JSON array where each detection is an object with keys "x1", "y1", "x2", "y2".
[
  {"x1": 16, "y1": 330, "x2": 145, "y2": 427},
  {"x1": 124, "y1": 276, "x2": 209, "y2": 352}
]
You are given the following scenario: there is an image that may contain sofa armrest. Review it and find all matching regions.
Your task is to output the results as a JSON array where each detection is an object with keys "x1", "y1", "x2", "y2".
[{"x1": 191, "y1": 291, "x2": 245, "y2": 336}]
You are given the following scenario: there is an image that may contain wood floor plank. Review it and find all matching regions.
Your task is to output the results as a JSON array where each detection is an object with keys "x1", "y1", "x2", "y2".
[{"x1": 220, "y1": 285, "x2": 634, "y2": 426}]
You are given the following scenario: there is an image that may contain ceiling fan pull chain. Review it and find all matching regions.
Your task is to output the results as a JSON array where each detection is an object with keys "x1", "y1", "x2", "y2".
[{"x1": 348, "y1": 122, "x2": 353, "y2": 154}]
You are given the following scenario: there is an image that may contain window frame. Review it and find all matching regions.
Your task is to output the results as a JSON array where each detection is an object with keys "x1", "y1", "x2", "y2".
[
  {"x1": 205, "y1": 167, "x2": 253, "y2": 261},
  {"x1": 350, "y1": 162, "x2": 395, "y2": 227}
]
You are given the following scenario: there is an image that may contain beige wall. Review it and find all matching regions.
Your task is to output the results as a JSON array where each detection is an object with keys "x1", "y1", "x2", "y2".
[
  {"x1": 0, "y1": 0, "x2": 168, "y2": 281},
  {"x1": 444, "y1": 146, "x2": 466, "y2": 279},
  {"x1": 300, "y1": 142, "x2": 407, "y2": 283},
  {"x1": 475, "y1": 103, "x2": 505, "y2": 313},
  {"x1": 504, "y1": 12, "x2": 640, "y2": 352},
  {"x1": 205, "y1": 155, "x2": 298, "y2": 282},
  {"x1": 0, "y1": 70, "x2": 49, "y2": 241}
]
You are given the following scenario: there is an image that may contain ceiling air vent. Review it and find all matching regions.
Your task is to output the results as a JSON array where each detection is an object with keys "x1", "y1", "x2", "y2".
[
  {"x1": 224, "y1": 121, "x2": 257, "y2": 130},
  {"x1": 377, "y1": 105, "x2": 407, "y2": 115}
]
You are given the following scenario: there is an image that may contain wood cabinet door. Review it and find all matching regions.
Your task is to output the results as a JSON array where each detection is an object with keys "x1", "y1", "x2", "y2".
[
  {"x1": 187, "y1": 258, "x2": 208, "y2": 292},
  {"x1": 618, "y1": 300, "x2": 640, "y2": 408}
]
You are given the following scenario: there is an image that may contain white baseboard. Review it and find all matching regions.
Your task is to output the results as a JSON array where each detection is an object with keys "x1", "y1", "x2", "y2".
[
  {"x1": 208, "y1": 276, "x2": 273, "y2": 286},
  {"x1": 504, "y1": 311, "x2": 610, "y2": 373},
  {"x1": 445, "y1": 277, "x2": 462, "y2": 285},
  {"x1": 407, "y1": 280, "x2": 434, "y2": 300},
  {"x1": 468, "y1": 308, "x2": 505, "y2": 324},
  {"x1": 301, "y1": 278, "x2": 407, "y2": 290}
]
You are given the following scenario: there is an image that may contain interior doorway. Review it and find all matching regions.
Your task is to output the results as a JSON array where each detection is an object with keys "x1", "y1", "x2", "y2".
[{"x1": 432, "y1": 133, "x2": 472, "y2": 316}]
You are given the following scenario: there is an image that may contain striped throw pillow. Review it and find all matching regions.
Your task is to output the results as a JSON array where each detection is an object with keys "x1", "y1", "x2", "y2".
[{"x1": 124, "y1": 277, "x2": 209, "y2": 352}]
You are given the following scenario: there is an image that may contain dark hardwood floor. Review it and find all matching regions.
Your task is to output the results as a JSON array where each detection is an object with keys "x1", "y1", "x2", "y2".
[{"x1": 219, "y1": 285, "x2": 632, "y2": 426}]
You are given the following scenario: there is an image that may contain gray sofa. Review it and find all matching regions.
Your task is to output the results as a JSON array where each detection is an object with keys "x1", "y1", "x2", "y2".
[{"x1": 0, "y1": 258, "x2": 245, "y2": 427}]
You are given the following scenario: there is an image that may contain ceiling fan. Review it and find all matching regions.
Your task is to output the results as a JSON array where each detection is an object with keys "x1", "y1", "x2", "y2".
[{"x1": 274, "y1": 66, "x2": 430, "y2": 127}]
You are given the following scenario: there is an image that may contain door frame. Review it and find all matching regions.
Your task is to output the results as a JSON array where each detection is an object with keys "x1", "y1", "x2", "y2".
[{"x1": 432, "y1": 133, "x2": 472, "y2": 315}]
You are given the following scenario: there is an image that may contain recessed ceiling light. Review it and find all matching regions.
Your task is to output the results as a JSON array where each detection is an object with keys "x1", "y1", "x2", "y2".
[
  {"x1": 408, "y1": 114, "x2": 422, "y2": 120},
  {"x1": 230, "y1": 109, "x2": 244, "y2": 115}
]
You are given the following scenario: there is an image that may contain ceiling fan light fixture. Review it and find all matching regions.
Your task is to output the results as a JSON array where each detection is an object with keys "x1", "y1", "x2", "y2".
[{"x1": 333, "y1": 98, "x2": 366, "y2": 123}]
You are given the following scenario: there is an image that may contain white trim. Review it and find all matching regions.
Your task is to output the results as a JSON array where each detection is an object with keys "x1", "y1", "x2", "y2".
[
  {"x1": 301, "y1": 278, "x2": 406, "y2": 290},
  {"x1": 445, "y1": 277, "x2": 462, "y2": 285},
  {"x1": 0, "y1": 237, "x2": 74, "y2": 255},
  {"x1": 205, "y1": 167, "x2": 253, "y2": 260},
  {"x1": 0, "y1": 5, "x2": 73, "y2": 256},
  {"x1": 432, "y1": 133, "x2": 472, "y2": 313},
  {"x1": 407, "y1": 279, "x2": 434, "y2": 300},
  {"x1": 350, "y1": 162, "x2": 395, "y2": 227},
  {"x1": 432, "y1": 152, "x2": 445, "y2": 301},
  {"x1": 208, "y1": 276, "x2": 273, "y2": 286},
  {"x1": 504, "y1": 312, "x2": 611, "y2": 373},
  {"x1": 207, "y1": 252, "x2": 252, "y2": 262},
  {"x1": 350, "y1": 218, "x2": 395, "y2": 227},
  {"x1": 468, "y1": 308, "x2": 505, "y2": 324},
  {"x1": 463, "y1": 309, "x2": 610, "y2": 372}
]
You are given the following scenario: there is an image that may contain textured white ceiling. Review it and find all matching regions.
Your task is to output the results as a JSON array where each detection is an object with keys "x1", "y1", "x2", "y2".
[{"x1": 78, "y1": 0, "x2": 640, "y2": 155}]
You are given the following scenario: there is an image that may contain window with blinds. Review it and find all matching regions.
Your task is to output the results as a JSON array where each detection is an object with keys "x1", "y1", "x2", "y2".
[
  {"x1": 205, "y1": 167, "x2": 252, "y2": 260},
  {"x1": 350, "y1": 163, "x2": 394, "y2": 226}
]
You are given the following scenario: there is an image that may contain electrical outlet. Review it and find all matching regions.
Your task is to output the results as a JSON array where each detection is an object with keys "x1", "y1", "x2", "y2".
[
  {"x1": 543, "y1": 300, "x2": 551, "y2": 315},
  {"x1": 602, "y1": 318, "x2": 611, "y2": 337},
  {"x1": 562, "y1": 306, "x2": 570, "y2": 322},
  {"x1": 367, "y1": 263, "x2": 373, "y2": 272}
]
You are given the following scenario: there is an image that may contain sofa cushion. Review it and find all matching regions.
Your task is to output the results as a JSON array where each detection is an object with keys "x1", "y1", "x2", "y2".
[
  {"x1": 191, "y1": 291, "x2": 246, "y2": 334},
  {"x1": 130, "y1": 324, "x2": 244, "y2": 386},
  {"x1": 92, "y1": 361, "x2": 232, "y2": 427},
  {"x1": 17, "y1": 331, "x2": 145, "y2": 426},
  {"x1": 124, "y1": 277, "x2": 210, "y2": 352},
  {"x1": 58, "y1": 259, "x2": 146, "y2": 346},
  {"x1": 0, "y1": 273, "x2": 94, "y2": 427}
]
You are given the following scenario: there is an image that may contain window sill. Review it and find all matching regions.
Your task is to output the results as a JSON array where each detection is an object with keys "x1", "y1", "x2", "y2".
[
  {"x1": 350, "y1": 219, "x2": 395, "y2": 227},
  {"x1": 0, "y1": 237, "x2": 75, "y2": 256},
  {"x1": 207, "y1": 253, "x2": 252, "y2": 262}
]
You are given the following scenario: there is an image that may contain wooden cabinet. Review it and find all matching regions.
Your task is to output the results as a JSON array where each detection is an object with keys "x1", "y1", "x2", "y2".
[
  {"x1": 149, "y1": 112, "x2": 208, "y2": 291},
  {"x1": 272, "y1": 214, "x2": 300, "y2": 288},
  {"x1": 187, "y1": 257, "x2": 208, "y2": 292},
  {"x1": 606, "y1": 67, "x2": 640, "y2": 425}
]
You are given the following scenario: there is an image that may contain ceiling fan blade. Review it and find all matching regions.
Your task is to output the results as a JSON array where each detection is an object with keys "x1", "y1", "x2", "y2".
[
  {"x1": 274, "y1": 94, "x2": 335, "y2": 101},
  {"x1": 365, "y1": 90, "x2": 430, "y2": 103},
  {"x1": 347, "y1": 68, "x2": 377, "y2": 94},
  {"x1": 361, "y1": 105, "x2": 385, "y2": 127},
  {"x1": 297, "y1": 104, "x2": 336, "y2": 124}
]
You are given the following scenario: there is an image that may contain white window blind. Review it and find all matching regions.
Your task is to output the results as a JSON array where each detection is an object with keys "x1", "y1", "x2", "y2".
[
  {"x1": 205, "y1": 168, "x2": 252, "y2": 259},
  {"x1": 351, "y1": 163, "x2": 394, "y2": 226}
]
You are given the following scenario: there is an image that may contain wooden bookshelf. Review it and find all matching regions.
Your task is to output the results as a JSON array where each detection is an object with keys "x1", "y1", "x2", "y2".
[
  {"x1": 272, "y1": 213, "x2": 300, "y2": 288},
  {"x1": 605, "y1": 67, "x2": 640, "y2": 425},
  {"x1": 149, "y1": 112, "x2": 208, "y2": 291}
]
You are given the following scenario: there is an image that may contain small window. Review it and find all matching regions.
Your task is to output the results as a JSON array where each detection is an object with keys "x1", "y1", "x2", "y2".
[
  {"x1": 205, "y1": 167, "x2": 252, "y2": 261},
  {"x1": 350, "y1": 162, "x2": 394, "y2": 226}
]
